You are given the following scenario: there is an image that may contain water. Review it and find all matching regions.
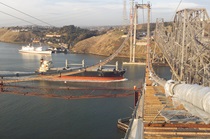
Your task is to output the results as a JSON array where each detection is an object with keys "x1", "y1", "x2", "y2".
[{"x1": 0, "y1": 42, "x2": 171, "y2": 138}]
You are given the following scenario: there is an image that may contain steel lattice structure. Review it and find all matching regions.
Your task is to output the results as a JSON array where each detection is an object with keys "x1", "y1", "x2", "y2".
[{"x1": 155, "y1": 8, "x2": 210, "y2": 86}]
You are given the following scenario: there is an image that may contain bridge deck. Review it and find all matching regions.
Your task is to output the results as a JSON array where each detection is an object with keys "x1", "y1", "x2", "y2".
[{"x1": 140, "y1": 66, "x2": 210, "y2": 138}]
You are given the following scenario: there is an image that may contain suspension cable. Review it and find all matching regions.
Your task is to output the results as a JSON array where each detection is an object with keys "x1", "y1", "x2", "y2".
[
  {"x1": 171, "y1": 0, "x2": 183, "y2": 21},
  {"x1": 0, "y1": 10, "x2": 38, "y2": 26},
  {"x1": 0, "y1": 2, "x2": 54, "y2": 26}
]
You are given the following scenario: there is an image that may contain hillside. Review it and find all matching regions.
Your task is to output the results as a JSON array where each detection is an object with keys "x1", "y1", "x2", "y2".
[
  {"x1": 58, "y1": 25, "x2": 104, "y2": 45},
  {"x1": 72, "y1": 29, "x2": 147, "y2": 61},
  {"x1": 0, "y1": 27, "x2": 147, "y2": 61},
  {"x1": 0, "y1": 28, "x2": 35, "y2": 43},
  {"x1": 0, "y1": 25, "x2": 105, "y2": 45}
]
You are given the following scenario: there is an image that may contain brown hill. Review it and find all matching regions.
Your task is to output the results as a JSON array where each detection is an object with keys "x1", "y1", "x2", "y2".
[
  {"x1": 0, "y1": 28, "x2": 35, "y2": 43},
  {"x1": 0, "y1": 27, "x2": 147, "y2": 61},
  {"x1": 72, "y1": 29, "x2": 146, "y2": 61}
]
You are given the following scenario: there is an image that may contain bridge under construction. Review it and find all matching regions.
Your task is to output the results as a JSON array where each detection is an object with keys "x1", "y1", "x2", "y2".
[
  {"x1": 117, "y1": 1, "x2": 210, "y2": 139},
  {"x1": 0, "y1": 1, "x2": 210, "y2": 139}
]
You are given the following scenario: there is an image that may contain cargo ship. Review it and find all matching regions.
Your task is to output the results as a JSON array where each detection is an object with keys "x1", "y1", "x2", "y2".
[{"x1": 37, "y1": 58, "x2": 126, "y2": 82}]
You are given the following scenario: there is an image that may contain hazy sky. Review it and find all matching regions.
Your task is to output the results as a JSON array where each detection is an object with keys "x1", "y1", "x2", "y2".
[{"x1": 0, "y1": 0, "x2": 209, "y2": 27}]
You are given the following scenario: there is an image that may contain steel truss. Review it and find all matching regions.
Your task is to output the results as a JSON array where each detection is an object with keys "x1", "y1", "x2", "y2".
[{"x1": 155, "y1": 8, "x2": 210, "y2": 86}]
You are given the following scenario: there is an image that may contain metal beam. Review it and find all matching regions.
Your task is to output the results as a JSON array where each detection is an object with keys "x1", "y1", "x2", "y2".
[{"x1": 155, "y1": 8, "x2": 210, "y2": 86}]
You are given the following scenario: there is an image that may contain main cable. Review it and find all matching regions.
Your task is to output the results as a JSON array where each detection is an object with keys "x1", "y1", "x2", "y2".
[
  {"x1": 171, "y1": 0, "x2": 183, "y2": 21},
  {"x1": 0, "y1": 2, "x2": 54, "y2": 26},
  {"x1": 0, "y1": 10, "x2": 38, "y2": 26}
]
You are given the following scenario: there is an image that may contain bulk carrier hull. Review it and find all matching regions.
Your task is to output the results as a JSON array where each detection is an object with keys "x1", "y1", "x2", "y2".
[
  {"x1": 70, "y1": 69, "x2": 125, "y2": 77},
  {"x1": 38, "y1": 59, "x2": 126, "y2": 82},
  {"x1": 46, "y1": 69, "x2": 126, "y2": 82}
]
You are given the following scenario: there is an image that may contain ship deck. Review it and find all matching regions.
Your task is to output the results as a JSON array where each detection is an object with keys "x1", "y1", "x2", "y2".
[{"x1": 44, "y1": 76, "x2": 127, "y2": 82}]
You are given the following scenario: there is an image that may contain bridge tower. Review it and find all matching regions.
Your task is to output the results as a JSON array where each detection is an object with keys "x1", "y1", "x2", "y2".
[
  {"x1": 123, "y1": 0, "x2": 128, "y2": 30},
  {"x1": 129, "y1": 0, "x2": 134, "y2": 62},
  {"x1": 128, "y1": 1, "x2": 151, "y2": 63}
]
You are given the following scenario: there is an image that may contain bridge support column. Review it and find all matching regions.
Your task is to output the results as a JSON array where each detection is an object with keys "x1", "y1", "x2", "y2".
[{"x1": 0, "y1": 77, "x2": 3, "y2": 92}]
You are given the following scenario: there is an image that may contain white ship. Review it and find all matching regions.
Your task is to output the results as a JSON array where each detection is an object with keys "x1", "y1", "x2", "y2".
[{"x1": 19, "y1": 44, "x2": 52, "y2": 54}]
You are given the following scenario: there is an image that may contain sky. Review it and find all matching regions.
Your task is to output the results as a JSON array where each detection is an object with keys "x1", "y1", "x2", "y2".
[{"x1": 0, "y1": 0, "x2": 209, "y2": 27}]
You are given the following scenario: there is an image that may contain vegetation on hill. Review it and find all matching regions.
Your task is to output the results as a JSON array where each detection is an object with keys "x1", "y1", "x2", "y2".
[
  {"x1": 58, "y1": 25, "x2": 106, "y2": 45},
  {"x1": 0, "y1": 25, "x2": 106, "y2": 46}
]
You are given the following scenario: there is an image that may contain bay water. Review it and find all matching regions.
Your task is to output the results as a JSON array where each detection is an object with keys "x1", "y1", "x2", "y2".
[{"x1": 0, "y1": 42, "x2": 171, "y2": 139}]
